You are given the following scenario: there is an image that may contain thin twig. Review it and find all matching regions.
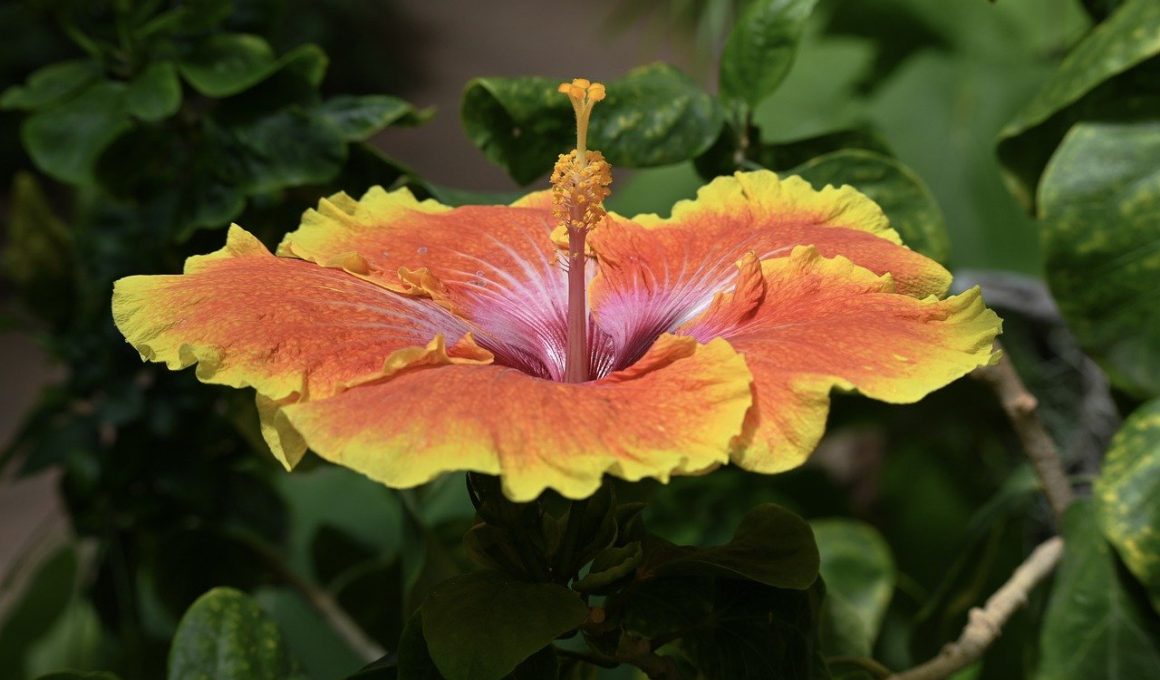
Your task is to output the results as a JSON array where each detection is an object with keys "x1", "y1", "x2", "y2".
[
  {"x1": 888, "y1": 537, "x2": 1064, "y2": 680},
  {"x1": 973, "y1": 347, "x2": 1075, "y2": 521},
  {"x1": 232, "y1": 530, "x2": 387, "y2": 663}
]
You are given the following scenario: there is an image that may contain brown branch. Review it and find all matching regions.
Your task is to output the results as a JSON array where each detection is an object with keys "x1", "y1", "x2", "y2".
[
  {"x1": 973, "y1": 347, "x2": 1075, "y2": 521},
  {"x1": 889, "y1": 537, "x2": 1064, "y2": 680}
]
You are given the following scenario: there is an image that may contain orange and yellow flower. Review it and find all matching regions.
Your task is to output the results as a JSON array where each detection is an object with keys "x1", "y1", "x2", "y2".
[{"x1": 112, "y1": 79, "x2": 1000, "y2": 501}]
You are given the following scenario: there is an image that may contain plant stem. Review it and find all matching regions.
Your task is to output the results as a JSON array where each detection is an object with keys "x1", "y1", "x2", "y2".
[
  {"x1": 555, "y1": 497, "x2": 590, "y2": 581},
  {"x1": 888, "y1": 536, "x2": 1064, "y2": 680},
  {"x1": 973, "y1": 346, "x2": 1075, "y2": 521},
  {"x1": 888, "y1": 347, "x2": 1076, "y2": 679}
]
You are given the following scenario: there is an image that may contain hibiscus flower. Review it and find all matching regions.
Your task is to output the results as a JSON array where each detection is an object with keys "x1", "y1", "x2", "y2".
[{"x1": 113, "y1": 79, "x2": 1000, "y2": 500}]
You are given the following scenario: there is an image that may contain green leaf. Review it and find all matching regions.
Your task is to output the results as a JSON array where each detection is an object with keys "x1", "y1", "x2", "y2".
[
  {"x1": 0, "y1": 546, "x2": 78, "y2": 679},
  {"x1": 168, "y1": 587, "x2": 299, "y2": 680},
  {"x1": 419, "y1": 570, "x2": 588, "y2": 680},
  {"x1": 0, "y1": 59, "x2": 101, "y2": 110},
  {"x1": 2, "y1": 172, "x2": 73, "y2": 307},
  {"x1": 462, "y1": 64, "x2": 721, "y2": 185},
  {"x1": 790, "y1": 149, "x2": 951, "y2": 263},
  {"x1": 397, "y1": 612, "x2": 443, "y2": 679},
  {"x1": 645, "y1": 503, "x2": 820, "y2": 590},
  {"x1": 224, "y1": 107, "x2": 347, "y2": 194},
  {"x1": 1038, "y1": 501, "x2": 1160, "y2": 679},
  {"x1": 719, "y1": 0, "x2": 821, "y2": 107},
  {"x1": 1096, "y1": 399, "x2": 1160, "y2": 611},
  {"x1": 759, "y1": 127, "x2": 894, "y2": 171},
  {"x1": 125, "y1": 61, "x2": 182, "y2": 122},
  {"x1": 319, "y1": 95, "x2": 433, "y2": 141},
  {"x1": 997, "y1": 0, "x2": 1160, "y2": 209},
  {"x1": 574, "y1": 542, "x2": 643, "y2": 593},
  {"x1": 624, "y1": 576, "x2": 830, "y2": 678},
  {"x1": 588, "y1": 63, "x2": 723, "y2": 169},
  {"x1": 33, "y1": 668, "x2": 122, "y2": 673},
  {"x1": 812, "y1": 520, "x2": 895, "y2": 656},
  {"x1": 21, "y1": 80, "x2": 131, "y2": 185},
  {"x1": 460, "y1": 75, "x2": 571, "y2": 185},
  {"x1": 178, "y1": 35, "x2": 327, "y2": 98},
  {"x1": 1038, "y1": 117, "x2": 1160, "y2": 396}
]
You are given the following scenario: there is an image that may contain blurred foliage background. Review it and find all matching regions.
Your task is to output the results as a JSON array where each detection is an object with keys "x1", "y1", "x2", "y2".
[{"x1": 0, "y1": 0, "x2": 1158, "y2": 679}]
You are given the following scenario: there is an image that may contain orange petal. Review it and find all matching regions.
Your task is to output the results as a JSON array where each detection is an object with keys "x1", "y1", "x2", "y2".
[
  {"x1": 278, "y1": 335, "x2": 753, "y2": 501},
  {"x1": 112, "y1": 225, "x2": 479, "y2": 405},
  {"x1": 277, "y1": 186, "x2": 585, "y2": 378},
  {"x1": 592, "y1": 169, "x2": 950, "y2": 301},
  {"x1": 679, "y1": 246, "x2": 1000, "y2": 473}
]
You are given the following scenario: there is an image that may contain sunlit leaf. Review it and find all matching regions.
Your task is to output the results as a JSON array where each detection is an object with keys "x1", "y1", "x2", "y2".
[
  {"x1": 719, "y1": 0, "x2": 820, "y2": 107},
  {"x1": 1095, "y1": 399, "x2": 1160, "y2": 611},
  {"x1": 169, "y1": 587, "x2": 301, "y2": 680},
  {"x1": 997, "y1": 0, "x2": 1160, "y2": 209},
  {"x1": 1038, "y1": 117, "x2": 1160, "y2": 396}
]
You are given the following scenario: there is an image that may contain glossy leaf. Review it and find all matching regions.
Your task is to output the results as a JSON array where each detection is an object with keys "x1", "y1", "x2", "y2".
[
  {"x1": 420, "y1": 570, "x2": 587, "y2": 680},
  {"x1": 790, "y1": 149, "x2": 951, "y2": 263},
  {"x1": 168, "y1": 587, "x2": 299, "y2": 680},
  {"x1": 319, "y1": 95, "x2": 433, "y2": 141},
  {"x1": 1038, "y1": 118, "x2": 1160, "y2": 396},
  {"x1": 461, "y1": 64, "x2": 721, "y2": 184},
  {"x1": 21, "y1": 81, "x2": 131, "y2": 185},
  {"x1": 225, "y1": 107, "x2": 346, "y2": 194},
  {"x1": 719, "y1": 0, "x2": 820, "y2": 107},
  {"x1": 125, "y1": 61, "x2": 182, "y2": 122},
  {"x1": 645, "y1": 503, "x2": 820, "y2": 590},
  {"x1": 1096, "y1": 399, "x2": 1160, "y2": 611},
  {"x1": 997, "y1": 0, "x2": 1160, "y2": 208},
  {"x1": 588, "y1": 63, "x2": 723, "y2": 168},
  {"x1": 1038, "y1": 501, "x2": 1160, "y2": 679},
  {"x1": 812, "y1": 520, "x2": 895, "y2": 656},
  {"x1": 0, "y1": 60, "x2": 101, "y2": 110}
]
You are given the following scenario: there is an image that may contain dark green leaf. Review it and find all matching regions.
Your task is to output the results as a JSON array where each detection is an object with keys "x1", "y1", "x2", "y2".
[
  {"x1": 588, "y1": 63, "x2": 723, "y2": 168},
  {"x1": 1038, "y1": 501, "x2": 1160, "y2": 679},
  {"x1": 997, "y1": 0, "x2": 1160, "y2": 209},
  {"x1": 791, "y1": 149, "x2": 951, "y2": 263},
  {"x1": 33, "y1": 668, "x2": 121, "y2": 673},
  {"x1": 719, "y1": 0, "x2": 821, "y2": 107},
  {"x1": 1038, "y1": 117, "x2": 1160, "y2": 396},
  {"x1": 812, "y1": 520, "x2": 894, "y2": 656},
  {"x1": 397, "y1": 612, "x2": 443, "y2": 679},
  {"x1": 2, "y1": 172, "x2": 73, "y2": 321},
  {"x1": 1096, "y1": 399, "x2": 1160, "y2": 610},
  {"x1": 461, "y1": 75, "x2": 579, "y2": 185},
  {"x1": 0, "y1": 60, "x2": 101, "y2": 110},
  {"x1": 0, "y1": 546, "x2": 78, "y2": 679},
  {"x1": 574, "y1": 541, "x2": 643, "y2": 593},
  {"x1": 21, "y1": 81, "x2": 131, "y2": 185},
  {"x1": 462, "y1": 64, "x2": 721, "y2": 184},
  {"x1": 319, "y1": 95, "x2": 433, "y2": 141},
  {"x1": 168, "y1": 587, "x2": 298, "y2": 680},
  {"x1": 225, "y1": 107, "x2": 346, "y2": 194},
  {"x1": 178, "y1": 35, "x2": 327, "y2": 98},
  {"x1": 179, "y1": 34, "x2": 277, "y2": 97},
  {"x1": 758, "y1": 128, "x2": 894, "y2": 171},
  {"x1": 125, "y1": 61, "x2": 181, "y2": 122},
  {"x1": 646, "y1": 503, "x2": 820, "y2": 590},
  {"x1": 420, "y1": 570, "x2": 588, "y2": 680}
]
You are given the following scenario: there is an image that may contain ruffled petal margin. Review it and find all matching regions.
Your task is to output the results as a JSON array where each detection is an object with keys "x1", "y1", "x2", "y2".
[
  {"x1": 274, "y1": 335, "x2": 753, "y2": 501},
  {"x1": 111, "y1": 226, "x2": 490, "y2": 467},
  {"x1": 680, "y1": 246, "x2": 1001, "y2": 474}
]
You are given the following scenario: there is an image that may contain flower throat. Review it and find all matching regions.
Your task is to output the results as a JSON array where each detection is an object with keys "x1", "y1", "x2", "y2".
[{"x1": 551, "y1": 78, "x2": 613, "y2": 383}]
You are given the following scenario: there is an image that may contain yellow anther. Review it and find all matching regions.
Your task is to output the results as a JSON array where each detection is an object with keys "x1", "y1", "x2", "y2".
[
  {"x1": 588, "y1": 83, "x2": 605, "y2": 101},
  {"x1": 551, "y1": 149, "x2": 612, "y2": 234},
  {"x1": 572, "y1": 77, "x2": 591, "y2": 89}
]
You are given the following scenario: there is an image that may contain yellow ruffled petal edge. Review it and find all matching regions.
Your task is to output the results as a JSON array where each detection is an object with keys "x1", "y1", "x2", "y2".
[
  {"x1": 271, "y1": 334, "x2": 753, "y2": 501},
  {"x1": 680, "y1": 245, "x2": 1001, "y2": 474}
]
